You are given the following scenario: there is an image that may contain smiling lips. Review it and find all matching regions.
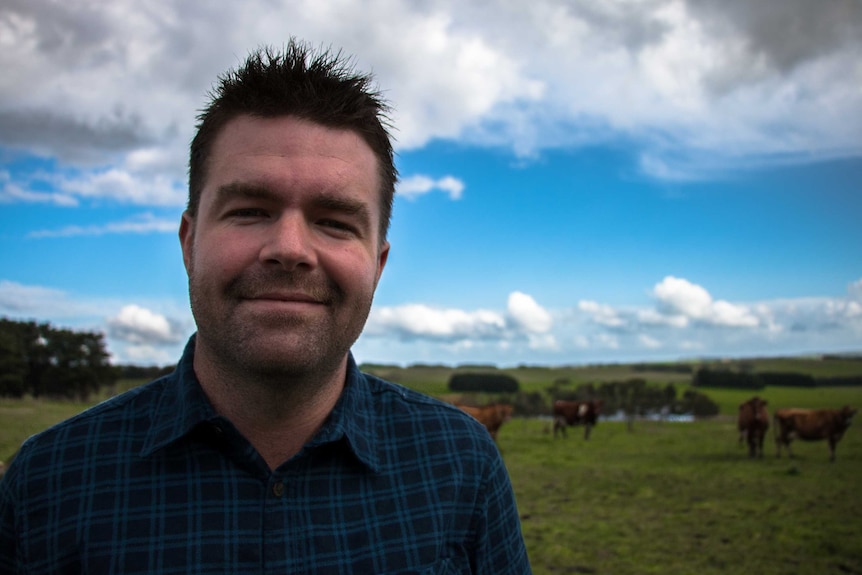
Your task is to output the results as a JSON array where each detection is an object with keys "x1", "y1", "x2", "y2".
[
  {"x1": 252, "y1": 291, "x2": 322, "y2": 303},
  {"x1": 226, "y1": 272, "x2": 339, "y2": 308},
  {"x1": 241, "y1": 288, "x2": 334, "y2": 312}
]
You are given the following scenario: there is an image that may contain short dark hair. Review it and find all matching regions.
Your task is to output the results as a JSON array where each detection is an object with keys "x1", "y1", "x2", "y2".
[{"x1": 188, "y1": 40, "x2": 397, "y2": 241}]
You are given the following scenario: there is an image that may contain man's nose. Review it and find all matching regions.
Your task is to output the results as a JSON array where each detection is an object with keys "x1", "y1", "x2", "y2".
[{"x1": 258, "y1": 214, "x2": 317, "y2": 270}]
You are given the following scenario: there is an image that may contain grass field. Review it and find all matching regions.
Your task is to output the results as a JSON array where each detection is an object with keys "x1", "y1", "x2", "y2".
[
  {"x1": 1, "y1": 379, "x2": 860, "y2": 574},
  {"x1": 500, "y1": 415, "x2": 861, "y2": 575}
]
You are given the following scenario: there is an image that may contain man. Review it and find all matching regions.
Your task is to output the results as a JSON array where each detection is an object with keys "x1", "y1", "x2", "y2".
[{"x1": 0, "y1": 41, "x2": 532, "y2": 574}]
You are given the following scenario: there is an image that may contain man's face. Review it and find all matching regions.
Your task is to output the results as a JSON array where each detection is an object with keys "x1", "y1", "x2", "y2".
[{"x1": 180, "y1": 115, "x2": 389, "y2": 378}]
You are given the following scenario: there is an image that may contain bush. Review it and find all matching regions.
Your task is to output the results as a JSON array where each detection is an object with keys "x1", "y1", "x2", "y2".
[
  {"x1": 693, "y1": 368, "x2": 764, "y2": 390},
  {"x1": 757, "y1": 372, "x2": 816, "y2": 387},
  {"x1": 448, "y1": 373, "x2": 520, "y2": 393},
  {"x1": 678, "y1": 390, "x2": 720, "y2": 417}
]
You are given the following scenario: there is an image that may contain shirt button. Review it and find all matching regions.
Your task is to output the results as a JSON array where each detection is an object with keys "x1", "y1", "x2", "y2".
[{"x1": 272, "y1": 481, "x2": 284, "y2": 498}]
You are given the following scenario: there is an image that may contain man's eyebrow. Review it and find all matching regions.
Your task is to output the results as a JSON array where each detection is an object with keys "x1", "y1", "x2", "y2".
[
  {"x1": 314, "y1": 194, "x2": 370, "y2": 217},
  {"x1": 212, "y1": 182, "x2": 277, "y2": 207}
]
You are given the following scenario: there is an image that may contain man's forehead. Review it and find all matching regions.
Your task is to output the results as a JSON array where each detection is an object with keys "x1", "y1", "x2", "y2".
[{"x1": 205, "y1": 115, "x2": 379, "y2": 186}]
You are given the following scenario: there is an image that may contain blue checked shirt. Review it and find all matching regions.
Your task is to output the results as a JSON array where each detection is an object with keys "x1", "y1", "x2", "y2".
[{"x1": 0, "y1": 336, "x2": 531, "y2": 574}]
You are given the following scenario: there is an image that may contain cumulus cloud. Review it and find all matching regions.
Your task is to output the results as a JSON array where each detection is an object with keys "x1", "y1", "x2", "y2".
[
  {"x1": 5, "y1": 274, "x2": 861, "y2": 366},
  {"x1": 106, "y1": 304, "x2": 185, "y2": 345},
  {"x1": 367, "y1": 303, "x2": 506, "y2": 340},
  {"x1": 359, "y1": 276, "x2": 862, "y2": 365},
  {"x1": 565, "y1": 275, "x2": 862, "y2": 362},
  {"x1": 58, "y1": 168, "x2": 186, "y2": 206},
  {"x1": 0, "y1": 280, "x2": 192, "y2": 364},
  {"x1": 397, "y1": 174, "x2": 465, "y2": 200},
  {"x1": 365, "y1": 291, "x2": 553, "y2": 344},
  {"x1": 507, "y1": 291, "x2": 553, "y2": 333},
  {"x1": 652, "y1": 276, "x2": 759, "y2": 327},
  {"x1": 0, "y1": 0, "x2": 858, "y2": 202}
]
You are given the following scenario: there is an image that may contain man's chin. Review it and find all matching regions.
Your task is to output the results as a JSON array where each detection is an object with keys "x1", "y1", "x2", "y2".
[{"x1": 232, "y1": 334, "x2": 340, "y2": 375}]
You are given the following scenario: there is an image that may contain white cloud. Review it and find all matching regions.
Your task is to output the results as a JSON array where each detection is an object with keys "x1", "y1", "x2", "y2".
[
  {"x1": 0, "y1": 280, "x2": 121, "y2": 322},
  {"x1": 5, "y1": 275, "x2": 862, "y2": 367},
  {"x1": 28, "y1": 212, "x2": 178, "y2": 238},
  {"x1": 120, "y1": 344, "x2": 179, "y2": 366},
  {"x1": 0, "y1": 280, "x2": 192, "y2": 364},
  {"x1": 397, "y1": 174, "x2": 465, "y2": 200},
  {"x1": 367, "y1": 291, "x2": 553, "y2": 343},
  {"x1": 595, "y1": 333, "x2": 621, "y2": 350},
  {"x1": 0, "y1": 280, "x2": 72, "y2": 316},
  {"x1": 527, "y1": 333, "x2": 558, "y2": 351},
  {"x1": 639, "y1": 334, "x2": 663, "y2": 349},
  {"x1": 107, "y1": 304, "x2": 185, "y2": 345},
  {"x1": 0, "y1": 0, "x2": 858, "y2": 206},
  {"x1": 58, "y1": 168, "x2": 185, "y2": 206},
  {"x1": 579, "y1": 300, "x2": 627, "y2": 328},
  {"x1": 507, "y1": 291, "x2": 553, "y2": 333},
  {"x1": 637, "y1": 308, "x2": 689, "y2": 328},
  {"x1": 367, "y1": 303, "x2": 506, "y2": 340},
  {"x1": 359, "y1": 276, "x2": 862, "y2": 365},
  {"x1": 0, "y1": 170, "x2": 78, "y2": 206},
  {"x1": 652, "y1": 275, "x2": 759, "y2": 327}
]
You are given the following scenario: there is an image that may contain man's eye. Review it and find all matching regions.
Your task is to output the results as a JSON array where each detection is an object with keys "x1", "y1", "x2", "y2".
[{"x1": 320, "y1": 219, "x2": 358, "y2": 234}]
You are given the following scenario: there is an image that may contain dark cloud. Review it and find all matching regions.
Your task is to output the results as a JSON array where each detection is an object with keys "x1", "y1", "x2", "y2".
[
  {"x1": 688, "y1": 0, "x2": 862, "y2": 88},
  {"x1": 567, "y1": 1, "x2": 672, "y2": 52},
  {"x1": 1, "y1": 0, "x2": 860, "y2": 181},
  {"x1": 2, "y1": 0, "x2": 117, "y2": 66},
  {"x1": 0, "y1": 110, "x2": 151, "y2": 162}
]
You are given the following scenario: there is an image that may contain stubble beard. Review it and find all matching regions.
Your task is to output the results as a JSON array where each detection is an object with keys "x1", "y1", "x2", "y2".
[{"x1": 188, "y1": 264, "x2": 372, "y2": 389}]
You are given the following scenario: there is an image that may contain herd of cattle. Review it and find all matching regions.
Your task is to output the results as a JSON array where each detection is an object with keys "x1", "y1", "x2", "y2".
[
  {"x1": 455, "y1": 397, "x2": 858, "y2": 462},
  {"x1": 737, "y1": 396, "x2": 858, "y2": 461}
]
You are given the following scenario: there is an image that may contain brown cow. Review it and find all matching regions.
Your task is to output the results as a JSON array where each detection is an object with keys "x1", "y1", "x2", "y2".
[
  {"x1": 455, "y1": 403, "x2": 513, "y2": 441},
  {"x1": 737, "y1": 396, "x2": 769, "y2": 458},
  {"x1": 553, "y1": 399, "x2": 603, "y2": 440},
  {"x1": 774, "y1": 405, "x2": 857, "y2": 462}
]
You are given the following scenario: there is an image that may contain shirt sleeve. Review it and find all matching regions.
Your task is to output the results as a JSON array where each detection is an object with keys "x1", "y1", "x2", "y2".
[{"x1": 470, "y1": 448, "x2": 532, "y2": 574}]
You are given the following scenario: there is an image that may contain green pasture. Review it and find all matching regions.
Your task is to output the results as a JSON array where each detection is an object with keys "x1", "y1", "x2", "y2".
[
  {"x1": 1, "y1": 379, "x2": 860, "y2": 574},
  {"x1": 500, "y1": 415, "x2": 861, "y2": 575}
]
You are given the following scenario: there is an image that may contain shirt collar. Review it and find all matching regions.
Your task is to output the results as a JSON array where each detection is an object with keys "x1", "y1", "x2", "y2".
[
  {"x1": 141, "y1": 335, "x2": 219, "y2": 457},
  {"x1": 141, "y1": 335, "x2": 381, "y2": 472},
  {"x1": 312, "y1": 353, "x2": 381, "y2": 472}
]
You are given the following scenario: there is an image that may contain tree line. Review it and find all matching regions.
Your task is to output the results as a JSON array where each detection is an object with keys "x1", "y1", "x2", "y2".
[
  {"x1": 692, "y1": 367, "x2": 862, "y2": 389},
  {"x1": 448, "y1": 372, "x2": 720, "y2": 418},
  {"x1": 0, "y1": 318, "x2": 118, "y2": 400}
]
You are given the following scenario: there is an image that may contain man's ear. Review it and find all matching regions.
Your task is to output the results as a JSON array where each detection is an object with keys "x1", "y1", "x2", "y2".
[
  {"x1": 179, "y1": 211, "x2": 194, "y2": 273},
  {"x1": 374, "y1": 240, "x2": 390, "y2": 288}
]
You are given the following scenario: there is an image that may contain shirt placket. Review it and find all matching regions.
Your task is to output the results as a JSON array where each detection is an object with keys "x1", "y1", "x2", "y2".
[{"x1": 263, "y1": 471, "x2": 300, "y2": 574}]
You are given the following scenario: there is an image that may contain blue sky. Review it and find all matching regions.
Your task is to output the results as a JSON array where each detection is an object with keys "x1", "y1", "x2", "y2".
[{"x1": 1, "y1": 0, "x2": 860, "y2": 366}]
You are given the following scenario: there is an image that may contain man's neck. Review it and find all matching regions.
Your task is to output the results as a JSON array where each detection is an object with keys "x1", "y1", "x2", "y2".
[{"x1": 192, "y1": 345, "x2": 348, "y2": 471}]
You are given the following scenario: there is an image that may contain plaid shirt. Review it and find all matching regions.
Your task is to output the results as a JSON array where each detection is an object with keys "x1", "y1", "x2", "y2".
[{"x1": 0, "y1": 337, "x2": 531, "y2": 574}]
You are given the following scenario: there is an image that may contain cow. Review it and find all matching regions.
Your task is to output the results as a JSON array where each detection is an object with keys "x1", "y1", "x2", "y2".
[
  {"x1": 737, "y1": 396, "x2": 769, "y2": 458},
  {"x1": 553, "y1": 399, "x2": 603, "y2": 440},
  {"x1": 455, "y1": 403, "x2": 514, "y2": 441},
  {"x1": 774, "y1": 405, "x2": 857, "y2": 462}
]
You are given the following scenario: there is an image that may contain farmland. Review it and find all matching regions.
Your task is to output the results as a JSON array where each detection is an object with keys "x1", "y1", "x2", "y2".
[
  {"x1": 1, "y1": 357, "x2": 861, "y2": 574},
  {"x1": 501, "y1": 412, "x2": 862, "y2": 575}
]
